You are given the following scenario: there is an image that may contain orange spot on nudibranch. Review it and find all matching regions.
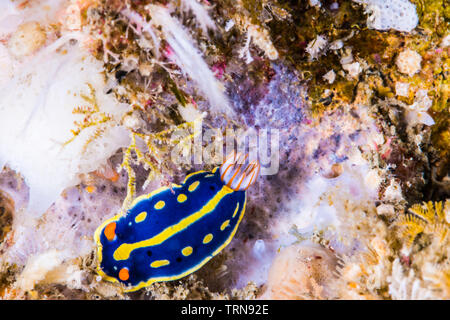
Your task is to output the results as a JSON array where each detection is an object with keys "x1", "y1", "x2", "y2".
[
  {"x1": 118, "y1": 268, "x2": 129, "y2": 281},
  {"x1": 104, "y1": 222, "x2": 116, "y2": 241}
]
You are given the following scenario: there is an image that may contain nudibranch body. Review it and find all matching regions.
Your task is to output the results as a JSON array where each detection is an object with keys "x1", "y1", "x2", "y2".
[{"x1": 94, "y1": 153, "x2": 260, "y2": 292}]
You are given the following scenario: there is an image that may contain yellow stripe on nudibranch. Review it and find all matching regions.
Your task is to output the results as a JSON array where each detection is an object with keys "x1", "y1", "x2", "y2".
[
  {"x1": 154, "y1": 200, "x2": 165, "y2": 209},
  {"x1": 151, "y1": 260, "x2": 170, "y2": 268},
  {"x1": 220, "y1": 220, "x2": 230, "y2": 231},
  {"x1": 130, "y1": 185, "x2": 172, "y2": 209},
  {"x1": 135, "y1": 212, "x2": 147, "y2": 223},
  {"x1": 203, "y1": 233, "x2": 213, "y2": 244},
  {"x1": 182, "y1": 170, "x2": 206, "y2": 183},
  {"x1": 113, "y1": 186, "x2": 234, "y2": 261},
  {"x1": 177, "y1": 194, "x2": 187, "y2": 203},
  {"x1": 188, "y1": 181, "x2": 200, "y2": 192},
  {"x1": 232, "y1": 203, "x2": 240, "y2": 218},
  {"x1": 182, "y1": 246, "x2": 193, "y2": 256}
]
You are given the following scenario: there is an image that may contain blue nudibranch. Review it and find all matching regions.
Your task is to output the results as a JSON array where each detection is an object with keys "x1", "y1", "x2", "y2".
[{"x1": 94, "y1": 152, "x2": 260, "y2": 292}]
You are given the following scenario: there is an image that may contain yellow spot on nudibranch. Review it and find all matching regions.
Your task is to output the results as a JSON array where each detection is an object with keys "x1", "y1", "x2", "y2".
[
  {"x1": 203, "y1": 234, "x2": 213, "y2": 244},
  {"x1": 86, "y1": 185, "x2": 96, "y2": 193},
  {"x1": 135, "y1": 211, "x2": 147, "y2": 223},
  {"x1": 220, "y1": 220, "x2": 230, "y2": 231},
  {"x1": 188, "y1": 181, "x2": 200, "y2": 192},
  {"x1": 182, "y1": 246, "x2": 193, "y2": 256},
  {"x1": 119, "y1": 268, "x2": 129, "y2": 281},
  {"x1": 151, "y1": 260, "x2": 170, "y2": 268},
  {"x1": 177, "y1": 194, "x2": 187, "y2": 203},
  {"x1": 154, "y1": 200, "x2": 165, "y2": 209}
]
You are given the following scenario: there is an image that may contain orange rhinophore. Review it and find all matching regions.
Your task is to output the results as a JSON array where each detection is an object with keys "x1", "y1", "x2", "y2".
[{"x1": 220, "y1": 151, "x2": 260, "y2": 191}]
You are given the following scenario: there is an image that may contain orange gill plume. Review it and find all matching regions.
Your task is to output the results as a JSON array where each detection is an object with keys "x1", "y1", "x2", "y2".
[{"x1": 220, "y1": 152, "x2": 260, "y2": 191}]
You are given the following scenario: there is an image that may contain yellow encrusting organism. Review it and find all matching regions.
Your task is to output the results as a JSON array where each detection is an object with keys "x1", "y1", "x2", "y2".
[
  {"x1": 63, "y1": 83, "x2": 114, "y2": 152},
  {"x1": 397, "y1": 201, "x2": 449, "y2": 248},
  {"x1": 117, "y1": 120, "x2": 198, "y2": 213}
]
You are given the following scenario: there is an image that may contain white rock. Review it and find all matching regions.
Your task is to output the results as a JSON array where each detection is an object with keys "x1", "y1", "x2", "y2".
[
  {"x1": 340, "y1": 49, "x2": 354, "y2": 65},
  {"x1": 395, "y1": 82, "x2": 410, "y2": 97},
  {"x1": 178, "y1": 103, "x2": 205, "y2": 123},
  {"x1": 329, "y1": 40, "x2": 344, "y2": 50},
  {"x1": 405, "y1": 90, "x2": 434, "y2": 126},
  {"x1": 15, "y1": 249, "x2": 68, "y2": 291},
  {"x1": 376, "y1": 204, "x2": 395, "y2": 216},
  {"x1": 309, "y1": 0, "x2": 322, "y2": 8},
  {"x1": 356, "y1": 0, "x2": 418, "y2": 32},
  {"x1": 415, "y1": 89, "x2": 432, "y2": 110},
  {"x1": 8, "y1": 21, "x2": 46, "y2": 58},
  {"x1": 342, "y1": 61, "x2": 362, "y2": 79},
  {"x1": 306, "y1": 35, "x2": 328, "y2": 60},
  {"x1": 225, "y1": 19, "x2": 235, "y2": 32},
  {"x1": 323, "y1": 70, "x2": 336, "y2": 84},
  {"x1": 441, "y1": 34, "x2": 450, "y2": 48},
  {"x1": 396, "y1": 48, "x2": 422, "y2": 77},
  {"x1": 383, "y1": 180, "x2": 404, "y2": 201}
]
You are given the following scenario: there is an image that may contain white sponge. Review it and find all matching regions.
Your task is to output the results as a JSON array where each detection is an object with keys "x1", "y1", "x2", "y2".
[
  {"x1": 355, "y1": 0, "x2": 418, "y2": 32},
  {"x1": 0, "y1": 39, "x2": 130, "y2": 216}
]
